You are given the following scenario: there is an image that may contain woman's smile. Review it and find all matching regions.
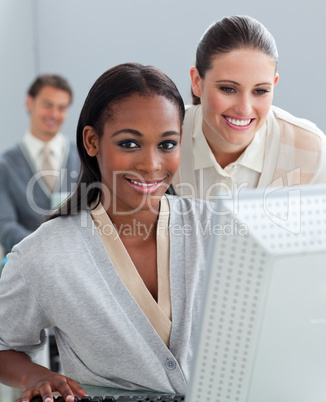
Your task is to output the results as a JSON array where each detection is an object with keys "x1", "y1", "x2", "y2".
[
  {"x1": 126, "y1": 177, "x2": 166, "y2": 194},
  {"x1": 84, "y1": 93, "x2": 181, "y2": 214},
  {"x1": 191, "y1": 48, "x2": 278, "y2": 156},
  {"x1": 223, "y1": 115, "x2": 255, "y2": 130}
]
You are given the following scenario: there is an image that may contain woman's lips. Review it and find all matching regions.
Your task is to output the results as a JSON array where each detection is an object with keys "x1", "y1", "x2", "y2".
[
  {"x1": 223, "y1": 115, "x2": 255, "y2": 130},
  {"x1": 126, "y1": 178, "x2": 165, "y2": 194}
]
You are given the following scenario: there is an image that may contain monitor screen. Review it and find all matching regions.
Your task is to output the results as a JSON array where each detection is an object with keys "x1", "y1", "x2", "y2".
[{"x1": 186, "y1": 184, "x2": 326, "y2": 402}]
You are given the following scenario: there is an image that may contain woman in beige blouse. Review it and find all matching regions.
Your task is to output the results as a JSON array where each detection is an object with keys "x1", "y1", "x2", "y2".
[{"x1": 173, "y1": 15, "x2": 326, "y2": 200}]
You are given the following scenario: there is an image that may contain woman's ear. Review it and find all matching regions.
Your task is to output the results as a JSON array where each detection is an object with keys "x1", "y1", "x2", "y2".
[
  {"x1": 83, "y1": 126, "x2": 99, "y2": 157},
  {"x1": 274, "y1": 73, "x2": 279, "y2": 86},
  {"x1": 190, "y1": 67, "x2": 202, "y2": 98}
]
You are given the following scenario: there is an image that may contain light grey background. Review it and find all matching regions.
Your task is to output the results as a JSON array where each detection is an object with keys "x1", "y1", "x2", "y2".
[{"x1": 1, "y1": 0, "x2": 325, "y2": 152}]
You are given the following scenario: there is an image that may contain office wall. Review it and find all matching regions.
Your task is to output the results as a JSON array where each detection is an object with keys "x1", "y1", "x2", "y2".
[
  {"x1": 1, "y1": 0, "x2": 325, "y2": 151},
  {"x1": 0, "y1": 0, "x2": 35, "y2": 152}
]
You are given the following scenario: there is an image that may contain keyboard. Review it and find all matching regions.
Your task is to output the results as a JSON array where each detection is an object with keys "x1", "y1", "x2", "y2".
[{"x1": 31, "y1": 395, "x2": 185, "y2": 401}]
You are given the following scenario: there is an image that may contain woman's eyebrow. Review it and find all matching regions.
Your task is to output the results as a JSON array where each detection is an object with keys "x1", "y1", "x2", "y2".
[
  {"x1": 215, "y1": 80, "x2": 240, "y2": 85},
  {"x1": 111, "y1": 128, "x2": 142, "y2": 138},
  {"x1": 162, "y1": 131, "x2": 181, "y2": 137},
  {"x1": 216, "y1": 79, "x2": 273, "y2": 87},
  {"x1": 111, "y1": 129, "x2": 181, "y2": 138},
  {"x1": 254, "y1": 82, "x2": 273, "y2": 87}
]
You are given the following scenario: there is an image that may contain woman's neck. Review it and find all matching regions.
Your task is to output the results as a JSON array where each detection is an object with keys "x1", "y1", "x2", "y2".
[
  {"x1": 104, "y1": 199, "x2": 160, "y2": 243},
  {"x1": 101, "y1": 196, "x2": 162, "y2": 301},
  {"x1": 205, "y1": 137, "x2": 246, "y2": 169},
  {"x1": 212, "y1": 148, "x2": 244, "y2": 169},
  {"x1": 201, "y1": 117, "x2": 255, "y2": 169}
]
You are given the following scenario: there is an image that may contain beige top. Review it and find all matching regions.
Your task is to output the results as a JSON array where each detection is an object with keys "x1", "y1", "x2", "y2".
[
  {"x1": 90, "y1": 195, "x2": 172, "y2": 346},
  {"x1": 174, "y1": 105, "x2": 326, "y2": 199}
]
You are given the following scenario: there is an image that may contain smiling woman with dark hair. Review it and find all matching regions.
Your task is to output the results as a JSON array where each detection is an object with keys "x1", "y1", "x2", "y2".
[{"x1": 0, "y1": 63, "x2": 213, "y2": 402}]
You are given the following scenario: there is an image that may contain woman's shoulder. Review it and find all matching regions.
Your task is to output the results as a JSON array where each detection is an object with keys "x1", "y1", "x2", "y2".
[
  {"x1": 266, "y1": 106, "x2": 326, "y2": 185},
  {"x1": 270, "y1": 105, "x2": 325, "y2": 138},
  {"x1": 13, "y1": 212, "x2": 86, "y2": 253}
]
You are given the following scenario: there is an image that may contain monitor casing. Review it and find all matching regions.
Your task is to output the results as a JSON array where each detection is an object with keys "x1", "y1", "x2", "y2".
[{"x1": 186, "y1": 184, "x2": 326, "y2": 402}]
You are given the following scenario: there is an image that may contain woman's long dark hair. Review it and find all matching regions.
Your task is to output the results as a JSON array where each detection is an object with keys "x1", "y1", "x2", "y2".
[
  {"x1": 48, "y1": 63, "x2": 185, "y2": 220},
  {"x1": 192, "y1": 15, "x2": 278, "y2": 104}
]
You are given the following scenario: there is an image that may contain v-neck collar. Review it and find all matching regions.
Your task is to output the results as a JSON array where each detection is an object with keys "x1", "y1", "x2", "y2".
[{"x1": 90, "y1": 195, "x2": 172, "y2": 346}]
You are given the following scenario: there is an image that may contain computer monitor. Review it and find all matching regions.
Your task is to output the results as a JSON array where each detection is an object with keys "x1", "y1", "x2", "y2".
[{"x1": 186, "y1": 184, "x2": 326, "y2": 402}]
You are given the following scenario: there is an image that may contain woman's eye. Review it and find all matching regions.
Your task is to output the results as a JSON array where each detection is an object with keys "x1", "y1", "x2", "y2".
[
  {"x1": 220, "y1": 87, "x2": 235, "y2": 94},
  {"x1": 159, "y1": 141, "x2": 177, "y2": 150},
  {"x1": 118, "y1": 140, "x2": 139, "y2": 149},
  {"x1": 254, "y1": 89, "x2": 269, "y2": 95}
]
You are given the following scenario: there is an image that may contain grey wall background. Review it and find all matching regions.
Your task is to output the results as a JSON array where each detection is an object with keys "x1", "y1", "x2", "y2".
[{"x1": 1, "y1": 0, "x2": 325, "y2": 152}]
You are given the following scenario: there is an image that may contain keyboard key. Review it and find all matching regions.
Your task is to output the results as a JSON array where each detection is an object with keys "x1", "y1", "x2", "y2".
[{"x1": 31, "y1": 394, "x2": 185, "y2": 402}]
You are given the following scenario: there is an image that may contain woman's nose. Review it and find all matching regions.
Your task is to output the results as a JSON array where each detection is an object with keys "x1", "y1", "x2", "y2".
[
  {"x1": 234, "y1": 94, "x2": 253, "y2": 116},
  {"x1": 135, "y1": 150, "x2": 161, "y2": 173}
]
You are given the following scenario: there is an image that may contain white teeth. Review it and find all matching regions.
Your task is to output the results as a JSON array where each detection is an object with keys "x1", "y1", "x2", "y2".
[
  {"x1": 130, "y1": 179, "x2": 158, "y2": 187},
  {"x1": 226, "y1": 117, "x2": 251, "y2": 126}
]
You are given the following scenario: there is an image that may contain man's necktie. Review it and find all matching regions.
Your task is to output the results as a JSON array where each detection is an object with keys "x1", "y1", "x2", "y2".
[{"x1": 41, "y1": 145, "x2": 57, "y2": 192}]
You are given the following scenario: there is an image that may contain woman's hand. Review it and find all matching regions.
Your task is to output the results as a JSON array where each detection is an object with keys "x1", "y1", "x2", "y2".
[
  {"x1": 17, "y1": 370, "x2": 87, "y2": 402},
  {"x1": 0, "y1": 350, "x2": 87, "y2": 402}
]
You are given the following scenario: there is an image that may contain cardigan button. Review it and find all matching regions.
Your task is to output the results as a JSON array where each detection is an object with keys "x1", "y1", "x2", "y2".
[{"x1": 166, "y1": 358, "x2": 176, "y2": 370}]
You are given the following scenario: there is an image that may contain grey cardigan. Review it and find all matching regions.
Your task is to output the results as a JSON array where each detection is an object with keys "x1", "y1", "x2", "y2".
[{"x1": 0, "y1": 195, "x2": 213, "y2": 394}]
